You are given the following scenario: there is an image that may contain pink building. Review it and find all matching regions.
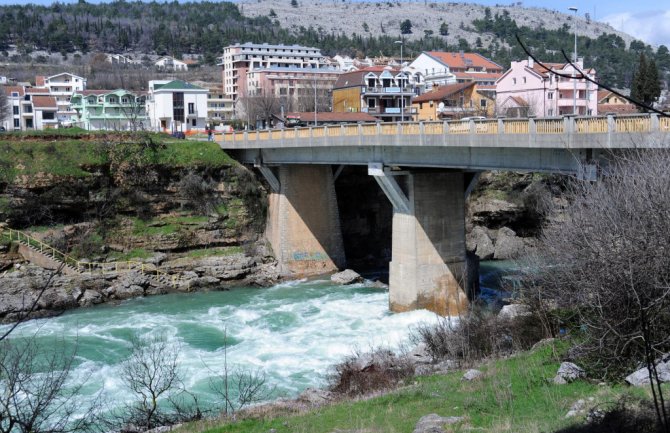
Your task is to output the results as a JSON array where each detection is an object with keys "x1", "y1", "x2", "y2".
[{"x1": 496, "y1": 57, "x2": 597, "y2": 117}]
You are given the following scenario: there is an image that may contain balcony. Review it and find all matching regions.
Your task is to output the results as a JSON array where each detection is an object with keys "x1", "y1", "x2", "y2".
[{"x1": 364, "y1": 86, "x2": 414, "y2": 95}]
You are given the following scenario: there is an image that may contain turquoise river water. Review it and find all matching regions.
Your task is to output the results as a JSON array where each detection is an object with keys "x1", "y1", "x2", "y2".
[{"x1": 0, "y1": 262, "x2": 513, "y2": 416}]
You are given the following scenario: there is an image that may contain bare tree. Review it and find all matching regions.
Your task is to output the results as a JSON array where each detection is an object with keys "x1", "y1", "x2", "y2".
[
  {"x1": 0, "y1": 336, "x2": 99, "y2": 433},
  {"x1": 206, "y1": 329, "x2": 273, "y2": 416},
  {"x1": 114, "y1": 334, "x2": 201, "y2": 431},
  {"x1": 239, "y1": 90, "x2": 280, "y2": 129},
  {"x1": 519, "y1": 150, "x2": 670, "y2": 431}
]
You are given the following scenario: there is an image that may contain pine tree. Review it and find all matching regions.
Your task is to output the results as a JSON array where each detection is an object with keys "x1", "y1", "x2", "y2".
[
  {"x1": 400, "y1": 19, "x2": 412, "y2": 34},
  {"x1": 631, "y1": 53, "x2": 661, "y2": 110},
  {"x1": 439, "y1": 22, "x2": 448, "y2": 36}
]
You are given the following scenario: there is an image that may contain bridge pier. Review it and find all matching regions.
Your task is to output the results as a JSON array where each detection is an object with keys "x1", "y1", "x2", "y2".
[
  {"x1": 264, "y1": 164, "x2": 346, "y2": 276},
  {"x1": 372, "y1": 167, "x2": 471, "y2": 316}
]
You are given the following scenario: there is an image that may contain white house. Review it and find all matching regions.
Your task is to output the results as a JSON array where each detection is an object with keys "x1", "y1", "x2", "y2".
[
  {"x1": 106, "y1": 54, "x2": 138, "y2": 65},
  {"x1": 154, "y1": 56, "x2": 188, "y2": 71},
  {"x1": 146, "y1": 80, "x2": 208, "y2": 133},
  {"x1": 40, "y1": 72, "x2": 87, "y2": 122}
]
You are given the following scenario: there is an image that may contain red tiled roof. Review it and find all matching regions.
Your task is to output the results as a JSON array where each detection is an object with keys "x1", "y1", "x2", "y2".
[
  {"x1": 286, "y1": 111, "x2": 378, "y2": 123},
  {"x1": 26, "y1": 87, "x2": 50, "y2": 94},
  {"x1": 425, "y1": 52, "x2": 503, "y2": 71},
  {"x1": 334, "y1": 67, "x2": 402, "y2": 89},
  {"x1": 598, "y1": 104, "x2": 638, "y2": 114},
  {"x1": 183, "y1": 59, "x2": 199, "y2": 65},
  {"x1": 597, "y1": 90, "x2": 611, "y2": 102},
  {"x1": 510, "y1": 96, "x2": 529, "y2": 107},
  {"x1": 3, "y1": 86, "x2": 25, "y2": 97},
  {"x1": 412, "y1": 82, "x2": 474, "y2": 103},
  {"x1": 453, "y1": 71, "x2": 503, "y2": 80},
  {"x1": 31, "y1": 95, "x2": 58, "y2": 109},
  {"x1": 35, "y1": 76, "x2": 46, "y2": 86}
]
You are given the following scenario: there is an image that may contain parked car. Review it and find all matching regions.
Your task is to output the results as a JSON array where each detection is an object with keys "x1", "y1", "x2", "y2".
[{"x1": 460, "y1": 116, "x2": 487, "y2": 121}]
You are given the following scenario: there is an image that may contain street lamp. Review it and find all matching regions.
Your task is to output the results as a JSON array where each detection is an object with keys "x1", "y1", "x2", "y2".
[
  {"x1": 569, "y1": 6, "x2": 578, "y2": 115},
  {"x1": 394, "y1": 39, "x2": 404, "y2": 122}
]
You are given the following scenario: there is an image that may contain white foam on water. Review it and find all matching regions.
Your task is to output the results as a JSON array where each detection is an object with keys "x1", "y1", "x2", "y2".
[{"x1": 0, "y1": 279, "x2": 441, "y2": 417}]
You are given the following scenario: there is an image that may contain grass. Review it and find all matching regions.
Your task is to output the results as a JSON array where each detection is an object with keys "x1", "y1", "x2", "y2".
[
  {"x1": 185, "y1": 246, "x2": 244, "y2": 258},
  {"x1": 179, "y1": 343, "x2": 649, "y2": 433},
  {"x1": 0, "y1": 132, "x2": 235, "y2": 182}
]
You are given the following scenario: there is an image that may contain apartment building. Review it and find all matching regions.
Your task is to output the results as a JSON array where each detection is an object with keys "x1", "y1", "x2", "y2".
[
  {"x1": 332, "y1": 66, "x2": 415, "y2": 122},
  {"x1": 146, "y1": 80, "x2": 208, "y2": 133},
  {"x1": 409, "y1": 52, "x2": 503, "y2": 91},
  {"x1": 204, "y1": 85, "x2": 234, "y2": 123},
  {"x1": 496, "y1": 57, "x2": 598, "y2": 117},
  {"x1": 39, "y1": 73, "x2": 87, "y2": 122},
  {"x1": 70, "y1": 89, "x2": 148, "y2": 130},
  {"x1": 1, "y1": 85, "x2": 59, "y2": 130},
  {"x1": 219, "y1": 43, "x2": 325, "y2": 100}
]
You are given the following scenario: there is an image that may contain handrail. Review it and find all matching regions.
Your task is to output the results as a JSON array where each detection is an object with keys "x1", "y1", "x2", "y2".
[
  {"x1": 221, "y1": 113, "x2": 669, "y2": 143},
  {"x1": 0, "y1": 228, "x2": 184, "y2": 288}
]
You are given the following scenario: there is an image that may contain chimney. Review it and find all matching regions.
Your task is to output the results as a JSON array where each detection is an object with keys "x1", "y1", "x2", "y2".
[{"x1": 528, "y1": 56, "x2": 534, "y2": 68}]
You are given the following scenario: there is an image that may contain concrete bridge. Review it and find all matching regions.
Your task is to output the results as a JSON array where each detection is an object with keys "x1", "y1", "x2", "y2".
[{"x1": 219, "y1": 114, "x2": 670, "y2": 316}]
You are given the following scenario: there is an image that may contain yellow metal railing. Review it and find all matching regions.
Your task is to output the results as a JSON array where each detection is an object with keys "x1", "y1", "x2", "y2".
[
  {"x1": 616, "y1": 116, "x2": 650, "y2": 133},
  {"x1": 535, "y1": 119, "x2": 564, "y2": 134},
  {"x1": 504, "y1": 120, "x2": 530, "y2": 134},
  {"x1": 576, "y1": 117, "x2": 608, "y2": 133},
  {"x1": 1, "y1": 228, "x2": 183, "y2": 288},
  {"x1": 220, "y1": 114, "x2": 669, "y2": 143}
]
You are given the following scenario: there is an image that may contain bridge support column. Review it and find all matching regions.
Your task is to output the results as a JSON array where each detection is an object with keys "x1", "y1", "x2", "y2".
[
  {"x1": 265, "y1": 164, "x2": 345, "y2": 276},
  {"x1": 382, "y1": 170, "x2": 470, "y2": 316}
]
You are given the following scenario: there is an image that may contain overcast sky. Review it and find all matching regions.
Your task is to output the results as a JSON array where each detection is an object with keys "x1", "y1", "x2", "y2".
[{"x1": 0, "y1": 0, "x2": 668, "y2": 48}]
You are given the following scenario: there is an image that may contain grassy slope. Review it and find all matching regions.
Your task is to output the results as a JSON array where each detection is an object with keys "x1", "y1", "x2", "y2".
[
  {"x1": 182, "y1": 343, "x2": 649, "y2": 433},
  {"x1": 0, "y1": 131, "x2": 235, "y2": 182}
]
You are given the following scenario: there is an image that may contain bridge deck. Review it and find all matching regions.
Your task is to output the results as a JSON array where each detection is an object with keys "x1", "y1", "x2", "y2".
[{"x1": 218, "y1": 114, "x2": 670, "y2": 176}]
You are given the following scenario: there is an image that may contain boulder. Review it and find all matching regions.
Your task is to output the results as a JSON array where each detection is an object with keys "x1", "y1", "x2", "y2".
[
  {"x1": 625, "y1": 357, "x2": 670, "y2": 386},
  {"x1": 553, "y1": 362, "x2": 586, "y2": 384},
  {"x1": 78, "y1": 289, "x2": 104, "y2": 307},
  {"x1": 297, "y1": 388, "x2": 333, "y2": 406},
  {"x1": 331, "y1": 269, "x2": 363, "y2": 285},
  {"x1": 466, "y1": 225, "x2": 495, "y2": 260},
  {"x1": 413, "y1": 414, "x2": 464, "y2": 433},
  {"x1": 498, "y1": 304, "x2": 531, "y2": 320},
  {"x1": 462, "y1": 369, "x2": 483, "y2": 381},
  {"x1": 493, "y1": 227, "x2": 526, "y2": 260},
  {"x1": 407, "y1": 343, "x2": 433, "y2": 365}
]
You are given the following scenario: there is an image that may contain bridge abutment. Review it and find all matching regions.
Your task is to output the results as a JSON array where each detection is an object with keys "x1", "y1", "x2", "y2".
[
  {"x1": 387, "y1": 171, "x2": 470, "y2": 316},
  {"x1": 265, "y1": 164, "x2": 346, "y2": 276}
]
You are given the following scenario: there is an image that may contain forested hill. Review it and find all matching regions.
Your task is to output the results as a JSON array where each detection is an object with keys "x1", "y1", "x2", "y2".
[{"x1": 0, "y1": 0, "x2": 668, "y2": 89}]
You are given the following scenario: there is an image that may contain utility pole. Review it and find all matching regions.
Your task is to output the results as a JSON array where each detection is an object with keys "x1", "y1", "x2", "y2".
[
  {"x1": 569, "y1": 6, "x2": 578, "y2": 116},
  {"x1": 394, "y1": 39, "x2": 404, "y2": 122}
]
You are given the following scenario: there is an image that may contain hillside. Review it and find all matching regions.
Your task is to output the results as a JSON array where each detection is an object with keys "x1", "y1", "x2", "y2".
[{"x1": 237, "y1": 0, "x2": 635, "y2": 49}]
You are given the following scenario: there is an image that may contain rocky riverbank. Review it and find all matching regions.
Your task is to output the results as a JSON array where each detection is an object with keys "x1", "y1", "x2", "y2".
[{"x1": 0, "y1": 245, "x2": 281, "y2": 323}]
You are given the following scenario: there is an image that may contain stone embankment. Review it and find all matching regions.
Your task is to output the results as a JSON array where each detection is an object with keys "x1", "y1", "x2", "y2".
[{"x1": 0, "y1": 247, "x2": 280, "y2": 323}]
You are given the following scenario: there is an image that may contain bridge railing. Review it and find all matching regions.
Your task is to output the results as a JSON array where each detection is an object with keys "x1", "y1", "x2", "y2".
[{"x1": 221, "y1": 113, "x2": 669, "y2": 145}]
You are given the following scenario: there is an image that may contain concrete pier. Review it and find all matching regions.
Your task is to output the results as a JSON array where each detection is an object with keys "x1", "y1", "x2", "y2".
[
  {"x1": 388, "y1": 171, "x2": 469, "y2": 316},
  {"x1": 265, "y1": 164, "x2": 345, "y2": 276}
]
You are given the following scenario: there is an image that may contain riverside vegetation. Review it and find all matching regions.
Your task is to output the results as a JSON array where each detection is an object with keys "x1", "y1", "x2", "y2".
[
  {"x1": 0, "y1": 129, "x2": 277, "y2": 323},
  {"x1": 1, "y1": 131, "x2": 669, "y2": 432}
]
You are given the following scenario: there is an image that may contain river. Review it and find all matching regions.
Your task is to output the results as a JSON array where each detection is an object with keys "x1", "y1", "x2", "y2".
[{"x1": 0, "y1": 262, "x2": 513, "y2": 418}]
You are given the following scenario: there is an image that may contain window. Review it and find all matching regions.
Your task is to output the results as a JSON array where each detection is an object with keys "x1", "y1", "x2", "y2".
[
  {"x1": 548, "y1": 92, "x2": 554, "y2": 100},
  {"x1": 522, "y1": 77, "x2": 527, "y2": 84},
  {"x1": 43, "y1": 112, "x2": 54, "y2": 120},
  {"x1": 480, "y1": 99, "x2": 487, "y2": 108},
  {"x1": 11, "y1": 92, "x2": 18, "y2": 97},
  {"x1": 548, "y1": 109, "x2": 554, "y2": 116},
  {"x1": 368, "y1": 99, "x2": 376, "y2": 108},
  {"x1": 173, "y1": 92, "x2": 184, "y2": 122},
  {"x1": 13, "y1": 119, "x2": 19, "y2": 128},
  {"x1": 188, "y1": 102, "x2": 195, "y2": 114},
  {"x1": 587, "y1": 109, "x2": 593, "y2": 116},
  {"x1": 513, "y1": 78, "x2": 517, "y2": 84},
  {"x1": 191, "y1": 119, "x2": 196, "y2": 126},
  {"x1": 13, "y1": 106, "x2": 19, "y2": 115}
]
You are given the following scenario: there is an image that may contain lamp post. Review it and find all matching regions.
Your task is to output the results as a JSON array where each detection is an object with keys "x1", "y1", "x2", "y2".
[
  {"x1": 394, "y1": 39, "x2": 404, "y2": 122},
  {"x1": 569, "y1": 6, "x2": 578, "y2": 116}
]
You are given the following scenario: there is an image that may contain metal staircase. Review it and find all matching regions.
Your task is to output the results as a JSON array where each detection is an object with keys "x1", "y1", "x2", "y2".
[{"x1": 1, "y1": 227, "x2": 182, "y2": 287}]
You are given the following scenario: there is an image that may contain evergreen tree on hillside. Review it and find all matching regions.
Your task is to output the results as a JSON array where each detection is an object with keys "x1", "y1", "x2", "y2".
[
  {"x1": 631, "y1": 54, "x2": 662, "y2": 110},
  {"x1": 400, "y1": 19, "x2": 412, "y2": 34},
  {"x1": 439, "y1": 22, "x2": 448, "y2": 36}
]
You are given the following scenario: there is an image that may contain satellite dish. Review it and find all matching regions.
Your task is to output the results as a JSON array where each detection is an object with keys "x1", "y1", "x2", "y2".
[{"x1": 438, "y1": 102, "x2": 445, "y2": 112}]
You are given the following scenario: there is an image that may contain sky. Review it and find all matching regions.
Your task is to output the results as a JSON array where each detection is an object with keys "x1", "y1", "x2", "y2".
[{"x1": 0, "y1": 0, "x2": 668, "y2": 48}]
